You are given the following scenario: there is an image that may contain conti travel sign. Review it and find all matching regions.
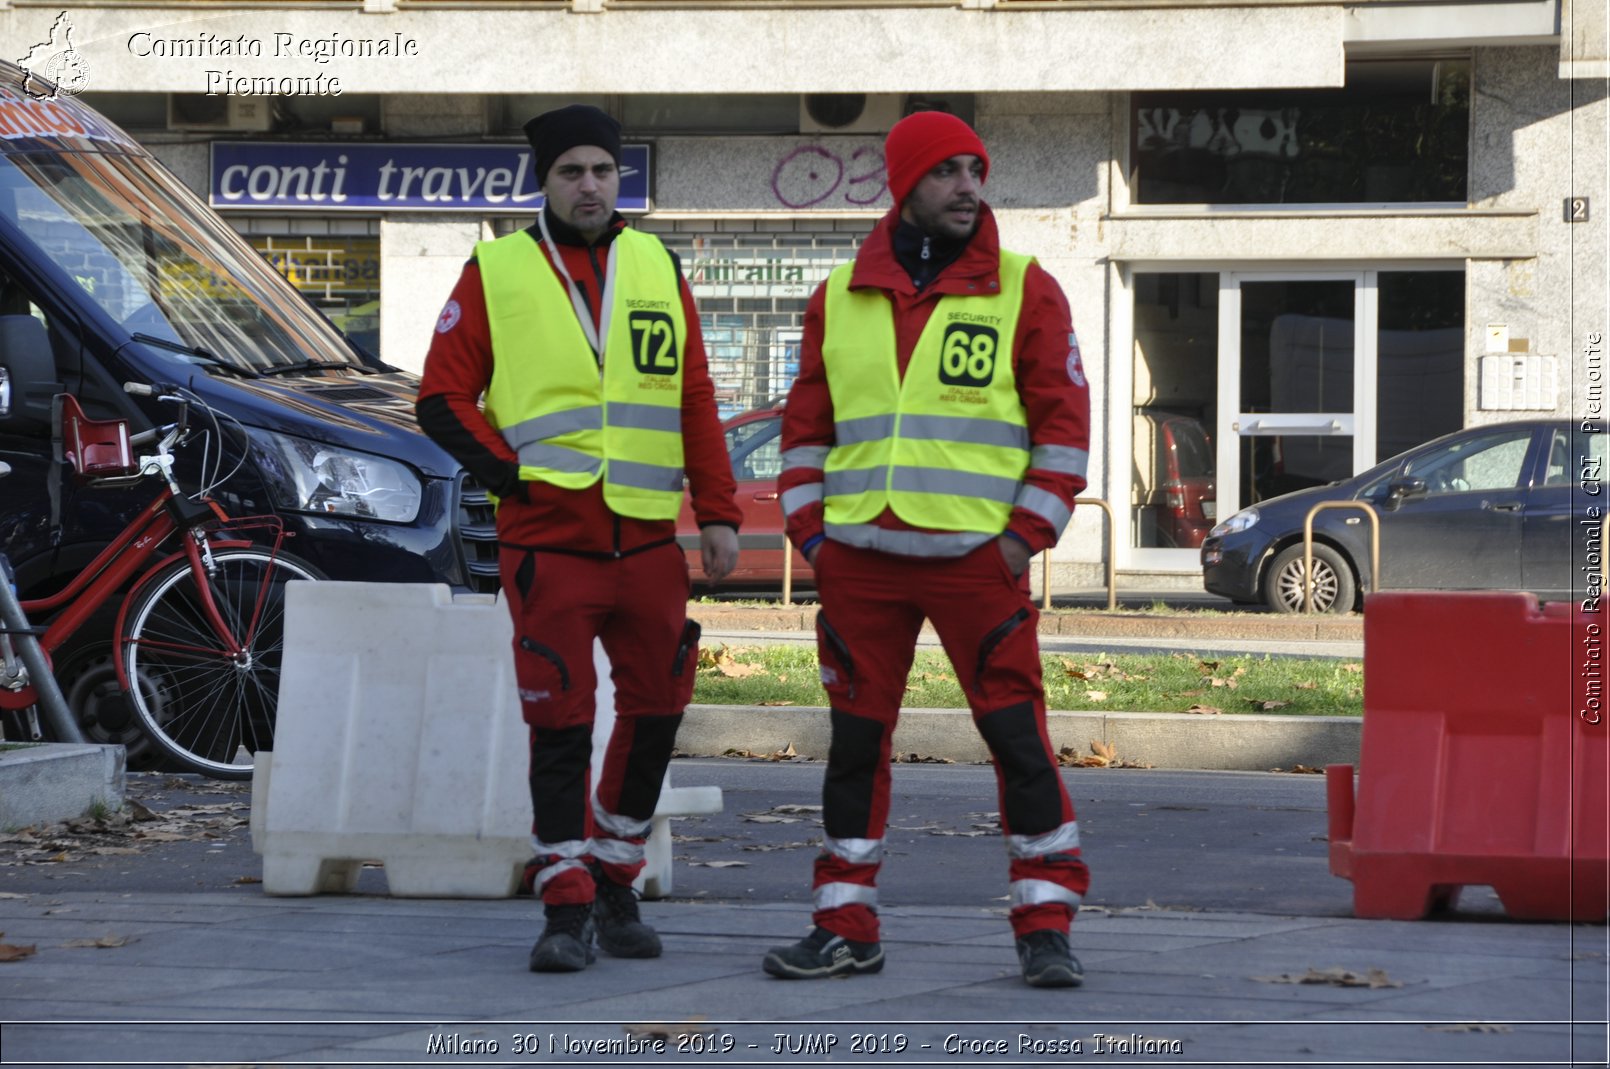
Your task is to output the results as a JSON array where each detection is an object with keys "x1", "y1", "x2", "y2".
[{"x1": 209, "y1": 142, "x2": 651, "y2": 212}]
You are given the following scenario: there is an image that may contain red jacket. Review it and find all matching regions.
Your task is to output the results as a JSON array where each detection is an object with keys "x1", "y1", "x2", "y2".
[
  {"x1": 780, "y1": 205, "x2": 1090, "y2": 557},
  {"x1": 417, "y1": 214, "x2": 740, "y2": 555}
]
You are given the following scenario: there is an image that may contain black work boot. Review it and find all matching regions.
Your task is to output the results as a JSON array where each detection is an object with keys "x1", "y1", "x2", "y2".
[
  {"x1": 589, "y1": 864, "x2": 662, "y2": 958},
  {"x1": 763, "y1": 925, "x2": 884, "y2": 979},
  {"x1": 528, "y1": 902, "x2": 596, "y2": 973},
  {"x1": 1015, "y1": 929, "x2": 1084, "y2": 988}
]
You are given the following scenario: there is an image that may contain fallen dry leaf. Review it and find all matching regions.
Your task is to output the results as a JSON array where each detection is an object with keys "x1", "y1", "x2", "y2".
[
  {"x1": 772, "y1": 804, "x2": 821, "y2": 814},
  {"x1": 1208, "y1": 676, "x2": 1239, "y2": 690},
  {"x1": 892, "y1": 752, "x2": 955, "y2": 764},
  {"x1": 62, "y1": 934, "x2": 135, "y2": 949},
  {"x1": 1294, "y1": 681, "x2": 1319, "y2": 690},
  {"x1": 687, "y1": 860, "x2": 748, "y2": 868},
  {"x1": 0, "y1": 893, "x2": 28, "y2": 901},
  {"x1": 742, "y1": 814, "x2": 800, "y2": 824},
  {"x1": 739, "y1": 841, "x2": 816, "y2": 852},
  {"x1": 1091, "y1": 740, "x2": 1116, "y2": 761},
  {"x1": 1197, "y1": 660, "x2": 1220, "y2": 674},
  {"x1": 1254, "y1": 967, "x2": 1403, "y2": 989},
  {"x1": 1249, "y1": 699, "x2": 1290, "y2": 711},
  {"x1": 1085, "y1": 690, "x2": 1108, "y2": 702},
  {"x1": 1425, "y1": 1024, "x2": 1512, "y2": 1034},
  {"x1": 757, "y1": 700, "x2": 794, "y2": 706},
  {"x1": 716, "y1": 661, "x2": 765, "y2": 678},
  {"x1": 1341, "y1": 662, "x2": 1363, "y2": 674},
  {"x1": 1186, "y1": 704, "x2": 1222, "y2": 715},
  {"x1": 0, "y1": 943, "x2": 37, "y2": 962},
  {"x1": 233, "y1": 876, "x2": 263, "y2": 885}
]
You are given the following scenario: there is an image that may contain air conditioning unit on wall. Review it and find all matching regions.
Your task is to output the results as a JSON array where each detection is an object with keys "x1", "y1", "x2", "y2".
[
  {"x1": 799, "y1": 94, "x2": 905, "y2": 135},
  {"x1": 167, "y1": 94, "x2": 273, "y2": 133}
]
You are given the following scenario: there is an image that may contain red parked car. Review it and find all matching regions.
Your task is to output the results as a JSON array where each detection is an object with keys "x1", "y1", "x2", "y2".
[
  {"x1": 677, "y1": 400, "x2": 813, "y2": 587},
  {"x1": 1135, "y1": 408, "x2": 1217, "y2": 549}
]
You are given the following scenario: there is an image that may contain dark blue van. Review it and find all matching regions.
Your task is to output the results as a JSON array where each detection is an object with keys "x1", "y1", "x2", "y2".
[{"x1": 0, "y1": 61, "x2": 495, "y2": 757}]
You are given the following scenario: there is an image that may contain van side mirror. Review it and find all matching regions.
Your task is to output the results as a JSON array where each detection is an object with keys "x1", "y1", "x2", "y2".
[
  {"x1": 0, "y1": 315, "x2": 62, "y2": 430},
  {"x1": 1384, "y1": 476, "x2": 1427, "y2": 509}
]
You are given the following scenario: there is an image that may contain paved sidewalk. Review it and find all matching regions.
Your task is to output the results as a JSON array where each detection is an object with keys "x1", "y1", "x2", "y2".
[{"x1": 0, "y1": 889, "x2": 1605, "y2": 1067}]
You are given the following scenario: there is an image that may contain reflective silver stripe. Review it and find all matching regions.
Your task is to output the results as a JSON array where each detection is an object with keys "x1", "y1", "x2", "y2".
[
  {"x1": 534, "y1": 858, "x2": 589, "y2": 889},
  {"x1": 824, "y1": 523, "x2": 993, "y2": 558},
  {"x1": 531, "y1": 837, "x2": 590, "y2": 858},
  {"x1": 782, "y1": 446, "x2": 831, "y2": 471},
  {"x1": 891, "y1": 466, "x2": 1019, "y2": 505},
  {"x1": 900, "y1": 414, "x2": 1030, "y2": 452},
  {"x1": 517, "y1": 443, "x2": 602, "y2": 476},
  {"x1": 593, "y1": 801, "x2": 651, "y2": 840},
  {"x1": 590, "y1": 837, "x2": 645, "y2": 866},
  {"x1": 1014, "y1": 485, "x2": 1073, "y2": 535},
  {"x1": 1029, "y1": 444, "x2": 1090, "y2": 477},
  {"x1": 835, "y1": 414, "x2": 896, "y2": 446},
  {"x1": 1009, "y1": 879, "x2": 1084, "y2": 910},
  {"x1": 1005, "y1": 820, "x2": 1081, "y2": 860},
  {"x1": 823, "y1": 467, "x2": 885, "y2": 498},
  {"x1": 607, "y1": 459, "x2": 686, "y2": 492},
  {"x1": 781, "y1": 483, "x2": 823, "y2": 517},
  {"x1": 608, "y1": 402, "x2": 681, "y2": 434},
  {"x1": 500, "y1": 406, "x2": 602, "y2": 449},
  {"x1": 528, "y1": 837, "x2": 590, "y2": 890},
  {"x1": 814, "y1": 881, "x2": 879, "y2": 911},
  {"x1": 822, "y1": 836, "x2": 883, "y2": 864}
]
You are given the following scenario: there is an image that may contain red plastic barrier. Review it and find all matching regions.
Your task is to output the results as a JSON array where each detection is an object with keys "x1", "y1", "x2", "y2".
[{"x1": 1329, "y1": 591, "x2": 1608, "y2": 921}]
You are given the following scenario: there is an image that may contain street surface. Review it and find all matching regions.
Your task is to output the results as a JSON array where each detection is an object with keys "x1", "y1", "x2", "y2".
[{"x1": 0, "y1": 760, "x2": 1506, "y2": 919}]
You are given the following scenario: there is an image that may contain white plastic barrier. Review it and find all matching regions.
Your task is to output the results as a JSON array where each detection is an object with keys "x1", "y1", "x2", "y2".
[{"x1": 250, "y1": 582, "x2": 720, "y2": 899}]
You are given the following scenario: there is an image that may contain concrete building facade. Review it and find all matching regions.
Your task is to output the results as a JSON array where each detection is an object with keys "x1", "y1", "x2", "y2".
[{"x1": 3, "y1": 0, "x2": 1604, "y2": 588}]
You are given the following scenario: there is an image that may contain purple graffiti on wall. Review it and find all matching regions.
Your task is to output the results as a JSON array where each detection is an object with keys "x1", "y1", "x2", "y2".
[{"x1": 771, "y1": 144, "x2": 887, "y2": 209}]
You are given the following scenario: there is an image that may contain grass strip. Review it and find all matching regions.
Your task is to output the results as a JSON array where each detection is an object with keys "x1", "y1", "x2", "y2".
[{"x1": 693, "y1": 645, "x2": 1362, "y2": 717}]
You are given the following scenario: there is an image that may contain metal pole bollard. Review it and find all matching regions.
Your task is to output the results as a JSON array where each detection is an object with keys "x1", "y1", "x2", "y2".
[
  {"x1": 1068, "y1": 497, "x2": 1116, "y2": 612},
  {"x1": 1301, "y1": 501, "x2": 1380, "y2": 614},
  {"x1": 0, "y1": 576, "x2": 84, "y2": 743},
  {"x1": 782, "y1": 534, "x2": 793, "y2": 607}
]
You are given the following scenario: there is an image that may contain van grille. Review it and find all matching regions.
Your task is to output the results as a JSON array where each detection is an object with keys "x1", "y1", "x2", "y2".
[{"x1": 455, "y1": 473, "x2": 501, "y2": 594}]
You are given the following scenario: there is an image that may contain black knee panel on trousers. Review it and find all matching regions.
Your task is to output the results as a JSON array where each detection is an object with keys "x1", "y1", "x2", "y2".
[
  {"x1": 612, "y1": 713, "x2": 684, "y2": 822},
  {"x1": 823, "y1": 708, "x2": 887, "y2": 839},
  {"x1": 976, "y1": 701, "x2": 1063, "y2": 836},
  {"x1": 528, "y1": 724, "x2": 592, "y2": 844}
]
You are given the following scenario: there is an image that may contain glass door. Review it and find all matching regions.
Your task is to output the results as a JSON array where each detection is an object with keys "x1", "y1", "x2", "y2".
[{"x1": 1216, "y1": 273, "x2": 1375, "y2": 515}]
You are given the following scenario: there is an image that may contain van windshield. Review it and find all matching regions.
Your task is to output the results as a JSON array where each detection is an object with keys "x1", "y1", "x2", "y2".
[{"x1": 0, "y1": 147, "x2": 363, "y2": 374}]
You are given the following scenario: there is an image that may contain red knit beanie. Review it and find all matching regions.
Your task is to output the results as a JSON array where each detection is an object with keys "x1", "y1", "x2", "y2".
[{"x1": 883, "y1": 111, "x2": 990, "y2": 207}]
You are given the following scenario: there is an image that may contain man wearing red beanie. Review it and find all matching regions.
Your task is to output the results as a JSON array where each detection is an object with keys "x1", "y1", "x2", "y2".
[{"x1": 765, "y1": 111, "x2": 1092, "y2": 988}]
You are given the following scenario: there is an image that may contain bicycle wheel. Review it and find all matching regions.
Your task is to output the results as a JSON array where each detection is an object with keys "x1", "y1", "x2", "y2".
[{"x1": 119, "y1": 547, "x2": 323, "y2": 779}]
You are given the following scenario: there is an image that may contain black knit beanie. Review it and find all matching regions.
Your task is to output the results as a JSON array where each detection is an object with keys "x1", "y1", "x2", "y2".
[{"x1": 523, "y1": 105, "x2": 622, "y2": 189}]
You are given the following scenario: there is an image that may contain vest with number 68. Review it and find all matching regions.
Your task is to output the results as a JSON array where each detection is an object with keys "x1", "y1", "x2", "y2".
[{"x1": 821, "y1": 250, "x2": 1032, "y2": 536}]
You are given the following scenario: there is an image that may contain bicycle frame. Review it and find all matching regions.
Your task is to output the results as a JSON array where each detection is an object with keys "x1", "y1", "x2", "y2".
[{"x1": 0, "y1": 484, "x2": 289, "y2": 712}]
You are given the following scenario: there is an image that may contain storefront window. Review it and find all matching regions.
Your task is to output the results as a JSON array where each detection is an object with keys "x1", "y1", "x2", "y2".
[
  {"x1": 1132, "y1": 273, "x2": 1219, "y2": 549},
  {"x1": 250, "y1": 234, "x2": 381, "y2": 356},
  {"x1": 1376, "y1": 270, "x2": 1463, "y2": 462},
  {"x1": 1131, "y1": 59, "x2": 1469, "y2": 204}
]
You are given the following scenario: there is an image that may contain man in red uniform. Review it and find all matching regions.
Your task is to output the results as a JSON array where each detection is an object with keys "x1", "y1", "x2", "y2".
[
  {"x1": 763, "y1": 112, "x2": 1092, "y2": 988},
  {"x1": 416, "y1": 105, "x2": 740, "y2": 974}
]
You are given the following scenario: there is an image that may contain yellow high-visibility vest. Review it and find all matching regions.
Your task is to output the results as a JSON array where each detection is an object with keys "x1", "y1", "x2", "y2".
[
  {"x1": 478, "y1": 228, "x2": 687, "y2": 520},
  {"x1": 821, "y1": 250, "x2": 1032, "y2": 536}
]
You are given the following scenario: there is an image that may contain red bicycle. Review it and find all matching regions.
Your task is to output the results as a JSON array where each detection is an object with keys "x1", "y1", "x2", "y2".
[{"x1": 0, "y1": 383, "x2": 322, "y2": 779}]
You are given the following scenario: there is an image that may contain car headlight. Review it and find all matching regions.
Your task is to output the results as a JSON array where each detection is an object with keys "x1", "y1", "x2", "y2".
[
  {"x1": 249, "y1": 429, "x2": 422, "y2": 523},
  {"x1": 1209, "y1": 507, "x2": 1260, "y2": 539}
]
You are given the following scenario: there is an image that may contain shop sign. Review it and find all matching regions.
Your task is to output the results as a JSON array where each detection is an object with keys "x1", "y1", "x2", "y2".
[{"x1": 210, "y1": 142, "x2": 651, "y2": 212}]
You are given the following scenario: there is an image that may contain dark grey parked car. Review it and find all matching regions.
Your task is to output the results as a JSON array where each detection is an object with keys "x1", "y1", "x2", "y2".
[{"x1": 1201, "y1": 420, "x2": 1605, "y2": 613}]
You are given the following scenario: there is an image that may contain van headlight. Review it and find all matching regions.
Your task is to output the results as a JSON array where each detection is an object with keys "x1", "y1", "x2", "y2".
[
  {"x1": 249, "y1": 429, "x2": 422, "y2": 523},
  {"x1": 1209, "y1": 507, "x2": 1260, "y2": 539}
]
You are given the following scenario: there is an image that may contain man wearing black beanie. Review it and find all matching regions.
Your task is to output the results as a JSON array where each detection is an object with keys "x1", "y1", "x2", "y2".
[{"x1": 417, "y1": 105, "x2": 741, "y2": 974}]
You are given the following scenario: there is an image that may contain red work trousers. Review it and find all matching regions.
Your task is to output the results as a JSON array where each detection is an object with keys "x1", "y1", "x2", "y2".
[
  {"x1": 810, "y1": 538, "x2": 1090, "y2": 942},
  {"x1": 500, "y1": 542, "x2": 699, "y2": 905}
]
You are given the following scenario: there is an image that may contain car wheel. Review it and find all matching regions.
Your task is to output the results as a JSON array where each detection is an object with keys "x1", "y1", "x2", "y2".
[{"x1": 1264, "y1": 543, "x2": 1356, "y2": 614}]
